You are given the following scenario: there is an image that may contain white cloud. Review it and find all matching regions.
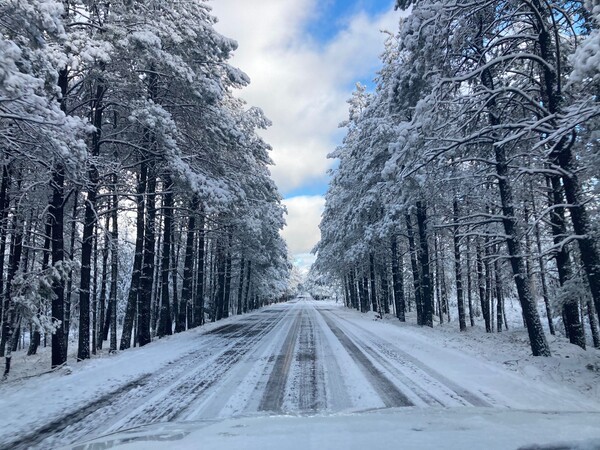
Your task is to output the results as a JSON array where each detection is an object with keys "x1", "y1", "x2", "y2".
[
  {"x1": 281, "y1": 195, "x2": 325, "y2": 255},
  {"x1": 209, "y1": 0, "x2": 400, "y2": 194}
]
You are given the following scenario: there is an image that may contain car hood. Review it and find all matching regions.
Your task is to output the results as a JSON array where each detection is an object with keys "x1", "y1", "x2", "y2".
[{"x1": 68, "y1": 407, "x2": 600, "y2": 450}]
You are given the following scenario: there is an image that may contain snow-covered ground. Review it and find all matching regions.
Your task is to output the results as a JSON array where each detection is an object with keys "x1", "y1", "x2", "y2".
[{"x1": 1, "y1": 299, "x2": 599, "y2": 449}]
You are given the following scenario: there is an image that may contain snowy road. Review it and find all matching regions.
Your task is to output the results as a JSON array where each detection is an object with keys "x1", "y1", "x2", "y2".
[{"x1": 1, "y1": 299, "x2": 599, "y2": 449}]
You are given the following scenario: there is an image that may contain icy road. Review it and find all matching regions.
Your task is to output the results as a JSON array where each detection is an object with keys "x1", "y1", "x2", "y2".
[{"x1": 1, "y1": 299, "x2": 599, "y2": 449}]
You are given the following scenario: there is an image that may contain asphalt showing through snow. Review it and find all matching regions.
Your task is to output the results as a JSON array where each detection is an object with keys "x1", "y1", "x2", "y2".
[{"x1": 10, "y1": 299, "x2": 493, "y2": 449}]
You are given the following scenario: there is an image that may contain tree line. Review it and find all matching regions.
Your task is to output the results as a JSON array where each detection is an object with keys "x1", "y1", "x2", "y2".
[
  {"x1": 313, "y1": 0, "x2": 600, "y2": 356},
  {"x1": 0, "y1": 0, "x2": 290, "y2": 375}
]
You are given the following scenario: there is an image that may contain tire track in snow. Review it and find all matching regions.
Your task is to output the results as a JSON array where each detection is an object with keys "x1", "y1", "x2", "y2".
[
  {"x1": 322, "y1": 307, "x2": 492, "y2": 408},
  {"x1": 258, "y1": 308, "x2": 303, "y2": 412},
  {"x1": 0, "y1": 373, "x2": 152, "y2": 450},
  {"x1": 115, "y1": 311, "x2": 288, "y2": 427},
  {"x1": 309, "y1": 305, "x2": 356, "y2": 411},
  {"x1": 31, "y1": 309, "x2": 288, "y2": 449},
  {"x1": 283, "y1": 306, "x2": 326, "y2": 413},
  {"x1": 296, "y1": 310, "x2": 325, "y2": 411},
  {"x1": 320, "y1": 313, "x2": 414, "y2": 408},
  {"x1": 322, "y1": 311, "x2": 463, "y2": 406},
  {"x1": 177, "y1": 305, "x2": 300, "y2": 419}
]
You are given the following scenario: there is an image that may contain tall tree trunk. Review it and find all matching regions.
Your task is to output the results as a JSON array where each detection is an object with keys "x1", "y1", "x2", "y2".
[
  {"x1": 485, "y1": 243, "x2": 494, "y2": 332},
  {"x1": 379, "y1": 261, "x2": 390, "y2": 315},
  {"x1": 391, "y1": 237, "x2": 405, "y2": 321},
  {"x1": 558, "y1": 149, "x2": 600, "y2": 327},
  {"x1": 151, "y1": 221, "x2": 162, "y2": 335},
  {"x1": 494, "y1": 256, "x2": 503, "y2": 333},
  {"x1": 529, "y1": 0, "x2": 600, "y2": 326},
  {"x1": 415, "y1": 202, "x2": 433, "y2": 327},
  {"x1": 207, "y1": 238, "x2": 215, "y2": 320},
  {"x1": 193, "y1": 213, "x2": 205, "y2": 326},
  {"x1": 476, "y1": 241, "x2": 491, "y2": 332},
  {"x1": 0, "y1": 166, "x2": 11, "y2": 357},
  {"x1": 359, "y1": 275, "x2": 369, "y2": 313},
  {"x1": 476, "y1": 28, "x2": 550, "y2": 354},
  {"x1": 175, "y1": 207, "x2": 198, "y2": 333},
  {"x1": 587, "y1": 298, "x2": 600, "y2": 349},
  {"x1": 343, "y1": 273, "x2": 351, "y2": 307},
  {"x1": 348, "y1": 269, "x2": 359, "y2": 311},
  {"x1": 243, "y1": 261, "x2": 252, "y2": 314},
  {"x1": 92, "y1": 223, "x2": 98, "y2": 354},
  {"x1": 3, "y1": 319, "x2": 20, "y2": 377},
  {"x1": 50, "y1": 65, "x2": 70, "y2": 367},
  {"x1": 78, "y1": 184, "x2": 96, "y2": 359},
  {"x1": 466, "y1": 237, "x2": 475, "y2": 326},
  {"x1": 139, "y1": 65, "x2": 159, "y2": 343},
  {"x1": 28, "y1": 225, "x2": 47, "y2": 355},
  {"x1": 171, "y1": 228, "x2": 180, "y2": 329},
  {"x1": 50, "y1": 164, "x2": 67, "y2": 367},
  {"x1": 101, "y1": 195, "x2": 113, "y2": 343},
  {"x1": 27, "y1": 326, "x2": 41, "y2": 356},
  {"x1": 108, "y1": 191, "x2": 118, "y2": 352},
  {"x1": 138, "y1": 167, "x2": 157, "y2": 346},
  {"x1": 236, "y1": 257, "x2": 245, "y2": 315},
  {"x1": 120, "y1": 165, "x2": 147, "y2": 349},
  {"x1": 369, "y1": 254, "x2": 378, "y2": 313},
  {"x1": 531, "y1": 183, "x2": 555, "y2": 335},
  {"x1": 434, "y1": 235, "x2": 443, "y2": 325},
  {"x1": 158, "y1": 176, "x2": 173, "y2": 337},
  {"x1": 548, "y1": 176, "x2": 585, "y2": 349},
  {"x1": 97, "y1": 213, "x2": 110, "y2": 349},
  {"x1": 441, "y1": 244, "x2": 450, "y2": 323},
  {"x1": 64, "y1": 192, "x2": 78, "y2": 353},
  {"x1": 22, "y1": 213, "x2": 37, "y2": 352},
  {"x1": 523, "y1": 206, "x2": 536, "y2": 312},
  {"x1": 27, "y1": 216, "x2": 52, "y2": 355},
  {"x1": 79, "y1": 71, "x2": 105, "y2": 359},
  {"x1": 223, "y1": 233, "x2": 233, "y2": 318},
  {"x1": 453, "y1": 200, "x2": 467, "y2": 331},
  {"x1": 406, "y1": 214, "x2": 422, "y2": 324},
  {"x1": 215, "y1": 239, "x2": 226, "y2": 321},
  {"x1": 3, "y1": 213, "x2": 24, "y2": 375},
  {"x1": 177, "y1": 199, "x2": 196, "y2": 331},
  {"x1": 494, "y1": 143, "x2": 550, "y2": 355}
]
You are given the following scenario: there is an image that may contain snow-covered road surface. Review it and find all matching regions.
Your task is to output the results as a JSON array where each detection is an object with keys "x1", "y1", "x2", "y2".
[{"x1": 1, "y1": 299, "x2": 599, "y2": 449}]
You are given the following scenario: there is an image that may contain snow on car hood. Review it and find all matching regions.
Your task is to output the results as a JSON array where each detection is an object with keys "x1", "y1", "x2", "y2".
[{"x1": 68, "y1": 407, "x2": 600, "y2": 450}]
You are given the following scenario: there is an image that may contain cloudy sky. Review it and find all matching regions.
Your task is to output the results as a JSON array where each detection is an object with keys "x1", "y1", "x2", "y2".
[{"x1": 210, "y1": 0, "x2": 401, "y2": 270}]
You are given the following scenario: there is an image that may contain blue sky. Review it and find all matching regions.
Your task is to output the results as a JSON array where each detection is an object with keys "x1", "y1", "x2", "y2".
[
  {"x1": 308, "y1": 0, "x2": 396, "y2": 44},
  {"x1": 289, "y1": 0, "x2": 395, "y2": 199},
  {"x1": 210, "y1": 0, "x2": 402, "y2": 267}
]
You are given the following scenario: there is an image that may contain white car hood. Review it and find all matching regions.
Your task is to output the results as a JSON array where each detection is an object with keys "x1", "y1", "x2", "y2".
[{"x1": 68, "y1": 407, "x2": 600, "y2": 450}]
